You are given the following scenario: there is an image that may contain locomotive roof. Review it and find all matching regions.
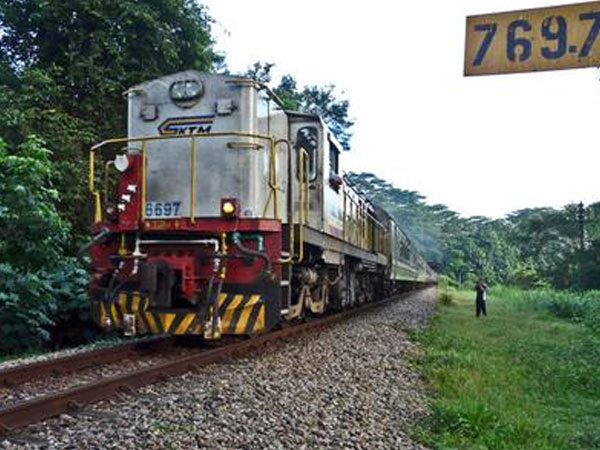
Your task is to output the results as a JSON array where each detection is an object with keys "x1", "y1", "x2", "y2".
[
  {"x1": 126, "y1": 70, "x2": 287, "y2": 109},
  {"x1": 127, "y1": 71, "x2": 343, "y2": 147}
]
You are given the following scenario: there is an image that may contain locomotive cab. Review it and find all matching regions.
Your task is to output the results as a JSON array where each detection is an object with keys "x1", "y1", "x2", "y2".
[{"x1": 128, "y1": 71, "x2": 289, "y2": 221}]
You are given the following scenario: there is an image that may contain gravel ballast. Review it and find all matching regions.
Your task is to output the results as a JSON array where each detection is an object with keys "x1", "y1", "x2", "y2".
[{"x1": 1, "y1": 287, "x2": 437, "y2": 450}]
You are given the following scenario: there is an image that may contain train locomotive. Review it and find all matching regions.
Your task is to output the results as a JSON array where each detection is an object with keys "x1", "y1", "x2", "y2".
[{"x1": 87, "y1": 71, "x2": 436, "y2": 339}]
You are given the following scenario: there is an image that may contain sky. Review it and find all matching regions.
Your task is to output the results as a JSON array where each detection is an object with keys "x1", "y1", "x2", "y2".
[{"x1": 202, "y1": 0, "x2": 600, "y2": 218}]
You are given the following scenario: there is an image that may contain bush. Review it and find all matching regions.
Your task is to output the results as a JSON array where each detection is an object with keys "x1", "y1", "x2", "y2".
[
  {"x1": 0, "y1": 264, "x2": 56, "y2": 352},
  {"x1": 439, "y1": 290, "x2": 454, "y2": 306},
  {"x1": 437, "y1": 274, "x2": 458, "y2": 291},
  {"x1": 508, "y1": 264, "x2": 549, "y2": 290},
  {"x1": 0, "y1": 136, "x2": 68, "y2": 268},
  {"x1": 490, "y1": 286, "x2": 600, "y2": 336},
  {"x1": 0, "y1": 136, "x2": 89, "y2": 353},
  {"x1": 48, "y1": 258, "x2": 97, "y2": 348}
]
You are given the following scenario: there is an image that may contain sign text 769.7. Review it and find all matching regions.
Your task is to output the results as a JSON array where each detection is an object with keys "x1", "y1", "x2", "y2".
[{"x1": 465, "y1": 2, "x2": 600, "y2": 76}]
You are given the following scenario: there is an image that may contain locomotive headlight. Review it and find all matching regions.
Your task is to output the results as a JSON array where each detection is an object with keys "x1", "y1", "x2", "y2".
[
  {"x1": 170, "y1": 82, "x2": 186, "y2": 100},
  {"x1": 170, "y1": 79, "x2": 203, "y2": 102},
  {"x1": 221, "y1": 198, "x2": 239, "y2": 218},
  {"x1": 185, "y1": 80, "x2": 201, "y2": 97}
]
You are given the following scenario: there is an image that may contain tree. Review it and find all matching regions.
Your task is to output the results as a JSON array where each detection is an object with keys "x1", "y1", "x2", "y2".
[
  {"x1": 245, "y1": 62, "x2": 354, "y2": 148},
  {"x1": 294, "y1": 84, "x2": 354, "y2": 149},
  {"x1": 0, "y1": 0, "x2": 221, "y2": 134},
  {"x1": 0, "y1": 137, "x2": 71, "y2": 351}
]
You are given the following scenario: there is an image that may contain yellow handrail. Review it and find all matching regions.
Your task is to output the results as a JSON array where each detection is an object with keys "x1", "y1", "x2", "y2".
[
  {"x1": 277, "y1": 139, "x2": 294, "y2": 264},
  {"x1": 349, "y1": 201, "x2": 354, "y2": 245},
  {"x1": 93, "y1": 192, "x2": 102, "y2": 224},
  {"x1": 141, "y1": 141, "x2": 147, "y2": 220},
  {"x1": 342, "y1": 191, "x2": 347, "y2": 241},
  {"x1": 296, "y1": 148, "x2": 309, "y2": 264},
  {"x1": 90, "y1": 150, "x2": 95, "y2": 192},
  {"x1": 190, "y1": 138, "x2": 196, "y2": 223}
]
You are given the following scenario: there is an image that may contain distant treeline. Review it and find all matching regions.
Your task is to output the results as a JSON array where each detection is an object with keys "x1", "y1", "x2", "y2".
[{"x1": 348, "y1": 172, "x2": 600, "y2": 290}]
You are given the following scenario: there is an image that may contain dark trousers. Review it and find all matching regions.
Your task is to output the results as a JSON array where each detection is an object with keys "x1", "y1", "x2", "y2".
[{"x1": 476, "y1": 299, "x2": 487, "y2": 317}]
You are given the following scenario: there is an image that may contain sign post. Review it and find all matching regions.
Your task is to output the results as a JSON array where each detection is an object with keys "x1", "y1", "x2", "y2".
[{"x1": 465, "y1": 1, "x2": 600, "y2": 75}]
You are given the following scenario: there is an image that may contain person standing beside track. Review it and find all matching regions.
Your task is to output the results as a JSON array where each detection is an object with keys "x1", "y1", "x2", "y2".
[{"x1": 475, "y1": 279, "x2": 488, "y2": 317}]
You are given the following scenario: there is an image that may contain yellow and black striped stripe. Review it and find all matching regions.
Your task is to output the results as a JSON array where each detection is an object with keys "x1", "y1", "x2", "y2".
[
  {"x1": 215, "y1": 293, "x2": 265, "y2": 334},
  {"x1": 99, "y1": 291, "x2": 266, "y2": 336}
]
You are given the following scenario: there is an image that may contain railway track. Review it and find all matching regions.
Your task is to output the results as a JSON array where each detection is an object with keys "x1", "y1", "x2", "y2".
[
  {"x1": 0, "y1": 292, "x2": 408, "y2": 434},
  {"x1": 0, "y1": 337, "x2": 171, "y2": 387}
]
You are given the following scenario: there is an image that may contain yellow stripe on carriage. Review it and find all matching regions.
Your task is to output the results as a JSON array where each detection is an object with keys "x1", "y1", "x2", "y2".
[
  {"x1": 217, "y1": 292, "x2": 228, "y2": 306},
  {"x1": 254, "y1": 305, "x2": 266, "y2": 332},
  {"x1": 160, "y1": 313, "x2": 177, "y2": 333},
  {"x1": 145, "y1": 313, "x2": 159, "y2": 333},
  {"x1": 235, "y1": 296, "x2": 259, "y2": 334},
  {"x1": 175, "y1": 313, "x2": 196, "y2": 335},
  {"x1": 118, "y1": 292, "x2": 127, "y2": 313},
  {"x1": 132, "y1": 292, "x2": 141, "y2": 313},
  {"x1": 110, "y1": 303, "x2": 120, "y2": 327},
  {"x1": 221, "y1": 294, "x2": 245, "y2": 329},
  {"x1": 100, "y1": 302, "x2": 107, "y2": 327},
  {"x1": 244, "y1": 295, "x2": 261, "y2": 308}
]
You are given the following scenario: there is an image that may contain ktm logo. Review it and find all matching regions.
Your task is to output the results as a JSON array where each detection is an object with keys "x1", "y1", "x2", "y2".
[{"x1": 158, "y1": 115, "x2": 215, "y2": 135}]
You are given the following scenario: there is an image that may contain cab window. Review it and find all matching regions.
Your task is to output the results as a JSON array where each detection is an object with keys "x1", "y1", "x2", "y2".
[
  {"x1": 296, "y1": 126, "x2": 318, "y2": 181},
  {"x1": 329, "y1": 136, "x2": 339, "y2": 175}
]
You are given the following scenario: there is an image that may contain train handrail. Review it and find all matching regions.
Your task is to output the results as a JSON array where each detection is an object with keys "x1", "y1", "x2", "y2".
[
  {"x1": 341, "y1": 188, "x2": 386, "y2": 252},
  {"x1": 89, "y1": 132, "x2": 278, "y2": 224},
  {"x1": 295, "y1": 148, "x2": 310, "y2": 264}
]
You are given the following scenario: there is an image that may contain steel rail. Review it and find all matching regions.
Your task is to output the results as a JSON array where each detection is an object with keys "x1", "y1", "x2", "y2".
[
  {"x1": 0, "y1": 291, "x2": 415, "y2": 434},
  {"x1": 0, "y1": 337, "x2": 170, "y2": 387}
]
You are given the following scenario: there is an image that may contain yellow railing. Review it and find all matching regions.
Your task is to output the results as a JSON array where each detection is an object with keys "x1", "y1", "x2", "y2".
[
  {"x1": 341, "y1": 188, "x2": 385, "y2": 253},
  {"x1": 189, "y1": 139, "x2": 196, "y2": 223},
  {"x1": 295, "y1": 148, "x2": 310, "y2": 263},
  {"x1": 90, "y1": 132, "x2": 279, "y2": 224}
]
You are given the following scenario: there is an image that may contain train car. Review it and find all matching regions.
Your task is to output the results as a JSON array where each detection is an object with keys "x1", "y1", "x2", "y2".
[{"x1": 87, "y1": 71, "x2": 436, "y2": 339}]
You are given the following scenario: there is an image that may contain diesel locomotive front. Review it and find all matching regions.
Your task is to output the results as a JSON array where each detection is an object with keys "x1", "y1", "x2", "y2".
[{"x1": 87, "y1": 71, "x2": 436, "y2": 339}]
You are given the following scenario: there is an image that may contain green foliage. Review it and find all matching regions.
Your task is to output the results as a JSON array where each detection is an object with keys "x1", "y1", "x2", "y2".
[
  {"x1": 507, "y1": 264, "x2": 548, "y2": 289},
  {"x1": 415, "y1": 289, "x2": 600, "y2": 450},
  {"x1": 439, "y1": 290, "x2": 454, "y2": 306},
  {"x1": 47, "y1": 257, "x2": 95, "y2": 347},
  {"x1": 438, "y1": 276, "x2": 457, "y2": 306},
  {"x1": 0, "y1": 136, "x2": 68, "y2": 268},
  {"x1": 0, "y1": 137, "x2": 85, "y2": 351},
  {"x1": 0, "y1": 264, "x2": 57, "y2": 351},
  {"x1": 491, "y1": 286, "x2": 600, "y2": 335},
  {"x1": 437, "y1": 274, "x2": 458, "y2": 290},
  {"x1": 349, "y1": 172, "x2": 600, "y2": 291}
]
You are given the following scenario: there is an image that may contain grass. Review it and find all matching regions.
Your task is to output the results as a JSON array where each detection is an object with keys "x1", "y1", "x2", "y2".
[{"x1": 413, "y1": 288, "x2": 600, "y2": 450}]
